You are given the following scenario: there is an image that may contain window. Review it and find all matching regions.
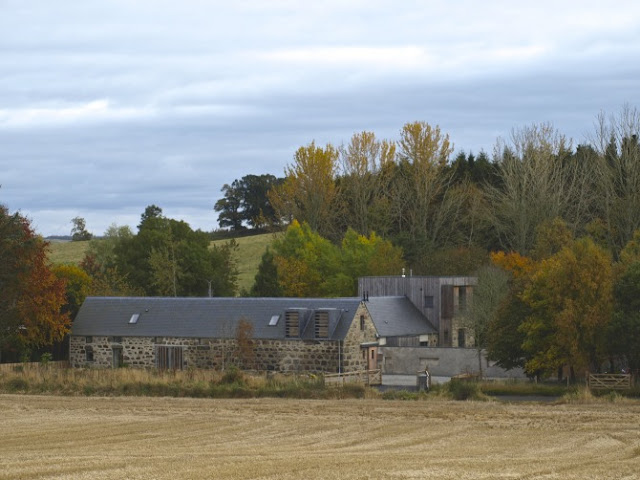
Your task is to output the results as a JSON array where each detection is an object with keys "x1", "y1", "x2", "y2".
[
  {"x1": 457, "y1": 328, "x2": 466, "y2": 348},
  {"x1": 129, "y1": 314, "x2": 140, "y2": 324},
  {"x1": 315, "y1": 311, "x2": 329, "y2": 338},
  {"x1": 156, "y1": 346, "x2": 184, "y2": 370},
  {"x1": 360, "y1": 315, "x2": 365, "y2": 331},
  {"x1": 85, "y1": 346, "x2": 94, "y2": 362},
  {"x1": 285, "y1": 311, "x2": 299, "y2": 338},
  {"x1": 371, "y1": 350, "x2": 375, "y2": 360},
  {"x1": 269, "y1": 315, "x2": 280, "y2": 326},
  {"x1": 85, "y1": 336, "x2": 93, "y2": 343},
  {"x1": 423, "y1": 295, "x2": 434, "y2": 308}
]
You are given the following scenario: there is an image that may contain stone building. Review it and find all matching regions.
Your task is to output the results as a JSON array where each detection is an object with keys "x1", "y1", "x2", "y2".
[{"x1": 70, "y1": 295, "x2": 437, "y2": 372}]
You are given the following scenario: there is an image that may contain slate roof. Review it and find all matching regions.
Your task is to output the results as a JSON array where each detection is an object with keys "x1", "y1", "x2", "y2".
[
  {"x1": 364, "y1": 296, "x2": 437, "y2": 337},
  {"x1": 72, "y1": 297, "x2": 363, "y2": 341}
]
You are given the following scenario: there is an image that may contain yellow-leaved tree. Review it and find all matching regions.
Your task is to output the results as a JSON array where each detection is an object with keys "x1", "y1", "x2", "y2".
[
  {"x1": 520, "y1": 238, "x2": 613, "y2": 379},
  {"x1": 269, "y1": 142, "x2": 340, "y2": 240}
]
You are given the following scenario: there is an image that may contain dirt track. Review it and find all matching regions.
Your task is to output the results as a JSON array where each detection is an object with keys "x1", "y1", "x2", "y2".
[{"x1": 1, "y1": 394, "x2": 639, "y2": 479}]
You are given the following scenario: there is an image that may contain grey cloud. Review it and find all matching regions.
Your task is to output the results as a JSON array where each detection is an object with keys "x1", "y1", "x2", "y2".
[{"x1": 2, "y1": 1, "x2": 640, "y2": 235}]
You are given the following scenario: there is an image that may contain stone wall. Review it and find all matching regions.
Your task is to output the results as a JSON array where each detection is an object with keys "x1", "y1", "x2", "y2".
[
  {"x1": 342, "y1": 302, "x2": 379, "y2": 372},
  {"x1": 71, "y1": 335, "x2": 343, "y2": 373}
]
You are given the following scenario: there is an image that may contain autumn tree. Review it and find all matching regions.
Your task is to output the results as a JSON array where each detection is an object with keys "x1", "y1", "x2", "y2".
[
  {"x1": 485, "y1": 251, "x2": 536, "y2": 372},
  {"x1": 266, "y1": 221, "x2": 404, "y2": 297},
  {"x1": 338, "y1": 131, "x2": 396, "y2": 236},
  {"x1": 530, "y1": 217, "x2": 574, "y2": 261},
  {"x1": 392, "y1": 122, "x2": 471, "y2": 266},
  {"x1": 0, "y1": 206, "x2": 69, "y2": 359},
  {"x1": 269, "y1": 142, "x2": 340, "y2": 239},
  {"x1": 339, "y1": 228, "x2": 405, "y2": 295},
  {"x1": 270, "y1": 220, "x2": 340, "y2": 297},
  {"x1": 520, "y1": 238, "x2": 613, "y2": 379},
  {"x1": 52, "y1": 264, "x2": 92, "y2": 319}
]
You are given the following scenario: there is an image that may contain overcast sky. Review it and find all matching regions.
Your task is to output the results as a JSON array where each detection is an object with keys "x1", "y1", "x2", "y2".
[{"x1": 1, "y1": 1, "x2": 639, "y2": 236}]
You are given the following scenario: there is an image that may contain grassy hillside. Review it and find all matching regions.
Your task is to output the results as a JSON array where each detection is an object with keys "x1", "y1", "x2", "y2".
[
  {"x1": 47, "y1": 240, "x2": 89, "y2": 265},
  {"x1": 47, "y1": 233, "x2": 276, "y2": 294},
  {"x1": 212, "y1": 232, "x2": 276, "y2": 293}
]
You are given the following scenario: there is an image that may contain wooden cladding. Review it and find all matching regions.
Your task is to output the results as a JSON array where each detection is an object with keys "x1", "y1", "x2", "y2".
[
  {"x1": 156, "y1": 346, "x2": 184, "y2": 370},
  {"x1": 315, "y1": 311, "x2": 329, "y2": 338},
  {"x1": 441, "y1": 285, "x2": 473, "y2": 319},
  {"x1": 441, "y1": 285, "x2": 454, "y2": 319},
  {"x1": 285, "y1": 311, "x2": 300, "y2": 338}
]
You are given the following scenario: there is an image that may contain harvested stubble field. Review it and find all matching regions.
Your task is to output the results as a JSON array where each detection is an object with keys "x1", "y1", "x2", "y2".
[{"x1": 1, "y1": 395, "x2": 639, "y2": 480}]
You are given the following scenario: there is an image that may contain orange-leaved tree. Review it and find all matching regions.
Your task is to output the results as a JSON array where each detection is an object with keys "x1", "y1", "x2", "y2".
[{"x1": 0, "y1": 206, "x2": 70, "y2": 357}]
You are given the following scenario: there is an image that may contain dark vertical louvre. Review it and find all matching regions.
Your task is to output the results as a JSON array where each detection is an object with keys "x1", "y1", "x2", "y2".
[
  {"x1": 285, "y1": 311, "x2": 299, "y2": 337},
  {"x1": 314, "y1": 311, "x2": 329, "y2": 338},
  {"x1": 156, "y1": 346, "x2": 184, "y2": 370}
]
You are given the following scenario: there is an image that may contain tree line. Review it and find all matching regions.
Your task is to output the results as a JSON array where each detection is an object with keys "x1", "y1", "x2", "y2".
[{"x1": 217, "y1": 108, "x2": 640, "y2": 271}]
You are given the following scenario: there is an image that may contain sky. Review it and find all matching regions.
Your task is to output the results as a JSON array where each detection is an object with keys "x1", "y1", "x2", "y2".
[{"x1": 1, "y1": 1, "x2": 639, "y2": 237}]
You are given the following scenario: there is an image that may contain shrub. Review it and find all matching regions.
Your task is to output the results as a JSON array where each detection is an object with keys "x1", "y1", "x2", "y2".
[
  {"x1": 40, "y1": 353, "x2": 53, "y2": 366},
  {"x1": 5, "y1": 377, "x2": 29, "y2": 392},
  {"x1": 220, "y1": 366, "x2": 244, "y2": 385},
  {"x1": 382, "y1": 389, "x2": 420, "y2": 401},
  {"x1": 447, "y1": 379, "x2": 485, "y2": 401}
]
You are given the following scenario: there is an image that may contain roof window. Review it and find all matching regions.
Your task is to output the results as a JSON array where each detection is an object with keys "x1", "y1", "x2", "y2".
[
  {"x1": 269, "y1": 315, "x2": 280, "y2": 326},
  {"x1": 129, "y1": 313, "x2": 140, "y2": 324}
]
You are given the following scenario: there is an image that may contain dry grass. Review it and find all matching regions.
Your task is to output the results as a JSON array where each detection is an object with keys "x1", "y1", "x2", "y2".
[
  {"x1": 0, "y1": 366, "x2": 365, "y2": 399},
  {"x1": 1, "y1": 394, "x2": 639, "y2": 479}
]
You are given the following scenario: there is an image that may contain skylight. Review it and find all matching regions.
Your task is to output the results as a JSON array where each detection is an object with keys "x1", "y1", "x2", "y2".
[
  {"x1": 129, "y1": 313, "x2": 140, "y2": 324},
  {"x1": 269, "y1": 315, "x2": 280, "y2": 326}
]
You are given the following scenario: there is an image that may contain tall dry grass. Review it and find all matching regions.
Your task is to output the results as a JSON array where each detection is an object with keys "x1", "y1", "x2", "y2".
[{"x1": 0, "y1": 365, "x2": 372, "y2": 399}]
